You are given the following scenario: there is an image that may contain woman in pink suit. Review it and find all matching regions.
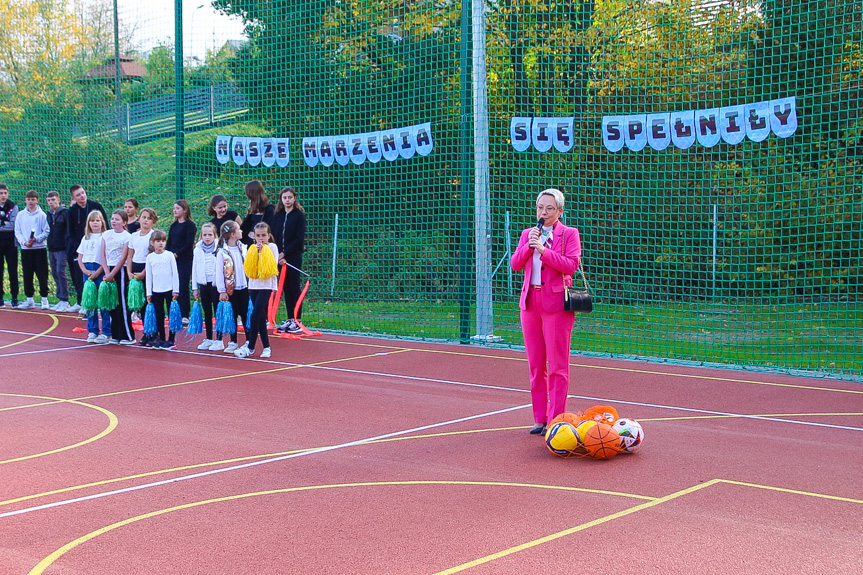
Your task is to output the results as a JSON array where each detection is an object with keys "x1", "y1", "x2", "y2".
[{"x1": 510, "y1": 188, "x2": 582, "y2": 435}]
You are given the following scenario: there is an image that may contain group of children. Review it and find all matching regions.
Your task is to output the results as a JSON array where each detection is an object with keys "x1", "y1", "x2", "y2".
[{"x1": 0, "y1": 181, "x2": 308, "y2": 359}]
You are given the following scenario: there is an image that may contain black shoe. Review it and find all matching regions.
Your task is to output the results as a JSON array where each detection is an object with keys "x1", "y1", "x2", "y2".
[
  {"x1": 11, "y1": 299, "x2": 19, "y2": 308},
  {"x1": 529, "y1": 425, "x2": 546, "y2": 435}
]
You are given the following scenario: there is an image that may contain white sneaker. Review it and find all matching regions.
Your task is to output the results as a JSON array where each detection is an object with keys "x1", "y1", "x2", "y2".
[
  {"x1": 233, "y1": 344, "x2": 252, "y2": 358},
  {"x1": 67, "y1": 303, "x2": 81, "y2": 313},
  {"x1": 17, "y1": 299, "x2": 34, "y2": 309},
  {"x1": 94, "y1": 334, "x2": 109, "y2": 344},
  {"x1": 224, "y1": 342, "x2": 238, "y2": 353},
  {"x1": 131, "y1": 311, "x2": 141, "y2": 322},
  {"x1": 86, "y1": 333, "x2": 98, "y2": 343},
  {"x1": 260, "y1": 347, "x2": 271, "y2": 358},
  {"x1": 182, "y1": 317, "x2": 189, "y2": 326},
  {"x1": 119, "y1": 339, "x2": 136, "y2": 345},
  {"x1": 108, "y1": 339, "x2": 120, "y2": 345},
  {"x1": 209, "y1": 340, "x2": 225, "y2": 351},
  {"x1": 41, "y1": 297, "x2": 49, "y2": 310},
  {"x1": 55, "y1": 301, "x2": 70, "y2": 312},
  {"x1": 197, "y1": 339, "x2": 214, "y2": 350}
]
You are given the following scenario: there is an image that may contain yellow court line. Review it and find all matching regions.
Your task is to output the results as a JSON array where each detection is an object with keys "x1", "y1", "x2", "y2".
[
  {"x1": 0, "y1": 313, "x2": 59, "y2": 350},
  {"x1": 28, "y1": 480, "x2": 656, "y2": 575},
  {"x1": 0, "y1": 426, "x2": 526, "y2": 509},
  {"x1": 312, "y1": 338, "x2": 863, "y2": 396},
  {"x1": 717, "y1": 479, "x2": 863, "y2": 505},
  {"x1": 0, "y1": 394, "x2": 118, "y2": 465},
  {"x1": 433, "y1": 479, "x2": 723, "y2": 574}
]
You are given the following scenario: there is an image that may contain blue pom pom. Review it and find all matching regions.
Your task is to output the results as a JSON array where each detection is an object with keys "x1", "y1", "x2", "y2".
[
  {"x1": 168, "y1": 300, "x2": 183, "y2": 333},
  {"x1": 216, "y1": 300, "x2": 236, "y2": 335},
  {"x1": 187, "y1": 301, "x2": 203, "y2": 335},
  {"x1": 245, "y1": 296, "x2": 254, "y2": 329},
  {"x1": 143, "y1": 303, "x2": 157, "y2": 336}
]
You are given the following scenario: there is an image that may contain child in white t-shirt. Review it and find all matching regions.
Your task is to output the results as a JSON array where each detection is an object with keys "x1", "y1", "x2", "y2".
[
  {"x1": 77, "y1": 210, "x2": 109, "y2": 343},
  {"x1": 145, "y1": 229, "x2": 179, "y2": 349},
  {"x1": 101, "y1": 209, "x2": 133, "y2": 344}
]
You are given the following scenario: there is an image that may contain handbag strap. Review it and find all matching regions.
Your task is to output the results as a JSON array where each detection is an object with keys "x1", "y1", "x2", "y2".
[{"x1": 561, "y1": 228, "x2": 590, "y2": 291}]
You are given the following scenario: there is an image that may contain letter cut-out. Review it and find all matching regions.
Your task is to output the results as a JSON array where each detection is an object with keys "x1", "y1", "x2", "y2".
[
  {"x1": 231, "y1": 137, "x2": 247, "y2": 166},
  {"x1": 246, "y1": 138, "x2": 262, "y2": 167},
  {"x1": 333, "y1": 136, "x2": 350, "y2": 166},
  {"x1": 511, "y1": 117, "x2": 532, "y2": 152},
  {"x1": 670, "y1": 111, "x2": 696, "y2": 150},
  {"x1": 349, "y1": 134, "x2": 366, "y2": 165},
  {"x1": 415, "y1": 123, "x2": 434, "y2": 157},
  {"x1": 552, "y1": 117, "x2": 574, "y2": 153},
  {"x1": 318, "y1": 136, "x2": 335, "y2": 167},
  {"x1": 275, "y1": 137, "x2": 289, "y2": 168},
  {"x1": 398, "y1": 127, "x2": 416, "y2": 159},
  {"x1": 215, "y1": 135, "x2": 231, "y2": 165},
  {"x1": 745, "y1": 101, "x2": 771, "y2": 142},
  {"x1": 531, "y1": 117, "x2": 553, "y2": 153},
  {"x1": 695, "y1": 108, "x2": 721, "y2": 148},
  {"x1": 302, "y1": 137, "x2": 319, "y2": 168},
  {"x1": 381, "y1": 130, "x2": 400, "y2": 162},
  {"x1": 647, "y1": 113, "x2": 671, "y2": 151},
  {"x1": 624, "y1": 115, "x2": 648, "y2": 152},
  {"x1": 602, "y1": 116, "x2": 625, "y2": 153},
  {"x1": 365, "y1": 132, "x2": 382, "y2": 163},
  {"x1": 719, "y1": 105, "x2": 746, "y2": 146},
  {"x1": 770, "y1": 96, "x2": 798, "y2": 138},
  {"x1": 260, "y1": 138, "x2": 275, "y2": 168}
]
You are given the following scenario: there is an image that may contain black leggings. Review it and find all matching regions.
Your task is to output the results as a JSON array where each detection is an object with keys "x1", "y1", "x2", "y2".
[
  {"x1": 198, "y1": 282, "x2": 217, "y2": 339},
  {"x1": 110, "y1": 269, "x2": 134, "y2": 342},
  {"x1": 130, "y1": 262, "x2": 146, "y2": 313},
  {"x1": 246, "y1": 289, "x2": 272, "y2": 351},
  {"x1": 0, "y1": 236, "x2": 19, "y2": 302},
  {"x1": 281, "y1": 261, "x2": 303, "y2": 320},
  {"x1": 150, "y1": 291, "x2": 174, "y2": 343}
]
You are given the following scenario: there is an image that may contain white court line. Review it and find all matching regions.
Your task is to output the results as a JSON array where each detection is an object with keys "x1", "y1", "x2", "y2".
[
  {"x1": 0, "y1": 403, "x2": 533, "y2": 519},
  {"x1": 0, "y1": 343, "x2": 95, "y2": 359},
  {"x1": 2, "y1": 329, "x2": 860, "y2": 434}
]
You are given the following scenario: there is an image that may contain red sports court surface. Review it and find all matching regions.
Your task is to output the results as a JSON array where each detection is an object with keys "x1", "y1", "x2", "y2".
[{"x1": 1, "y1": 308, "x2": 861, "y2": 574}]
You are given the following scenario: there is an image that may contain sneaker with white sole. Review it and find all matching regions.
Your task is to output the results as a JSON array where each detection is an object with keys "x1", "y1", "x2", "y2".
[
  {"x1": 278, "y1": 319, "x2": 291, "y2": 331},
  {"x1": 260, "y1": 347, "x2": 271, "y2": 358},
  {"x1": 197, "y1": 339, "x2": 214, "y2": 350},
  {"x1": 94, "y1": 334, "x2": 109, "y2": 344},
  {"x1": 287, "y1": 320, "x2": 303, "y2": 335},
  {"x1": 223, "y1": 342, "x2": 238, "y2": 353},
  {"x1": 233, "y1": 344, "x2": 252, "y2": 358},
  {"x1": 67, "y1": 303, "x2": 81, "y2": 313},
  {"x1": 86, "y1": 332, "x2": 98, "y2": 343},
  {"x1": 119, "y1": 339, "x2": 136, "y2": 345},
  {"x1": 209, "y1": 340, "x2": 225, "y2": 351},
  {"x1": 131, "y1": 311, "x2": 141, "y2": 322},
  {"x1": 17, "y1": 299, "x2": 35, "y2": 309},
  {"x1": 108, "y1": 339, "x2": 120, "y2": 345},
  {"x1": 55, "y1": 301, "x2": 70, "y2": 312},
  {"x1": 41, "y1": 297, "x2": 49, "y2": 309}
]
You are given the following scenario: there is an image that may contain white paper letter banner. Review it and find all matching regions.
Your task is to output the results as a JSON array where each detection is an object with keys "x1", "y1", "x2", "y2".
[
  {"x1": 217, "y1": 135, "x2": 288, "y2": 167},
  {"x1": 302, "y1": 123, "x2": 433, "y2": 167},
  {"x1": 215, "y1": 135, "x2": 231, "y2": 165},
  {"x1": 602, "y1": 97, "x2": 798, "y2": 152}
]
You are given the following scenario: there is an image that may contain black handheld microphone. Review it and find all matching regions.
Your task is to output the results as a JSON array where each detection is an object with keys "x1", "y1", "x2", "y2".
[{"x1": 532, "y1": 218, "x2": 545, "y2": 249}]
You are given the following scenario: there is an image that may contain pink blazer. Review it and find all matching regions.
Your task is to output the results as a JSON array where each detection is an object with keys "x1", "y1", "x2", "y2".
[{"x1": 510, "y1": 223, "x2": 582, "y2": 312}]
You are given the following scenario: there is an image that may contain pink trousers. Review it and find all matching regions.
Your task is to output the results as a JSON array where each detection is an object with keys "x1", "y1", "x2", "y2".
[{"x1": 520, "y1": 288, "x2": 576, "y2": 424}]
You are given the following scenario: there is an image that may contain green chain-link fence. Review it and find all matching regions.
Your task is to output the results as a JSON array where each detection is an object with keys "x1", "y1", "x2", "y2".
[{"x1": 1, "y1": 0, "x2": 860, "y2": 378}]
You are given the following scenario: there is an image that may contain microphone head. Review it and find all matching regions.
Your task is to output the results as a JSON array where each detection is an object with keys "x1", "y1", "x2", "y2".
[{"x1": 536, "y1": 217, "x2": 545, "y2": 228}]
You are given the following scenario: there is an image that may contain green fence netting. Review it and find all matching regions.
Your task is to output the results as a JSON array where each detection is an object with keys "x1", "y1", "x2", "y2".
[{"x1": 0, "y1": 0, "x2": 860, "y2": 378}]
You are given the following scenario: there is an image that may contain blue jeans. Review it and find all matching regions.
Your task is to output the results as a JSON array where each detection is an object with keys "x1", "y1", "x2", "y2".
[{"x1": 85, "y1": 262, "x2": 111, "y2": 337}]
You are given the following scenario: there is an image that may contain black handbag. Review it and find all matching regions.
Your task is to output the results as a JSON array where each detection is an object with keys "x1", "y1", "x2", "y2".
[{"x1": 561, "y1": 231, "x2": 593, "y2": 313}]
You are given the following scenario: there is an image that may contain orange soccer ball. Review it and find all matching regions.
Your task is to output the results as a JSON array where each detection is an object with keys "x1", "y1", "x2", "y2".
[{"x1": 582, "y1": 422, "x2": 622, "y2": 460}]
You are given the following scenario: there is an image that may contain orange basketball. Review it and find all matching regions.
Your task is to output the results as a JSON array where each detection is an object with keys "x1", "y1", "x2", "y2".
[
  {"x1": 548, "y1": 412, "x2": 582, "y2": 428},
  {"x1": 581, "y1": 405, "x2": 619, "y2": 426},
  {"x1": 582, "y1": 422, "x2": 621, "y2": 460}
]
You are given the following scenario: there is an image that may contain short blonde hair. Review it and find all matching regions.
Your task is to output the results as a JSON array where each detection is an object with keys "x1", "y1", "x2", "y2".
[{"x1": 536, "y1": 188, "x2": 565, "y2": 210}]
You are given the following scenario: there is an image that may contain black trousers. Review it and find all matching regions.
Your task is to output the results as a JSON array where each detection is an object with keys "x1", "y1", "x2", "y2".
[
  {"x1": 247, "y1": 288, "x2": 271, "y2": 351},
  {"x1": 150, "y1": 291, "x2": 174, "y2": 343},
  {"x1": 198, "y1": 282, "x2": 218, "y2": 339},
  {"x1": 0, "y1": 236, "x2": 19, "y2": 302},
  {"x1": 281, "y1": 260, "x2": 303, "y2": 320},
  {"x1": 21, "y1": 249, "x2": 49, "y2": 298},
  {"x1": 177, "y1": 256, "x2": 192, "y2": 319},
  {"x1": 109, "y1": 270, "x2": 134, "y2": 342},
  {"x1": 67, "y1": 252, "x2": 84, "y2": 304},
  {"x1": 129, "y1": 261, "x2": 145, "y2": 312}
]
